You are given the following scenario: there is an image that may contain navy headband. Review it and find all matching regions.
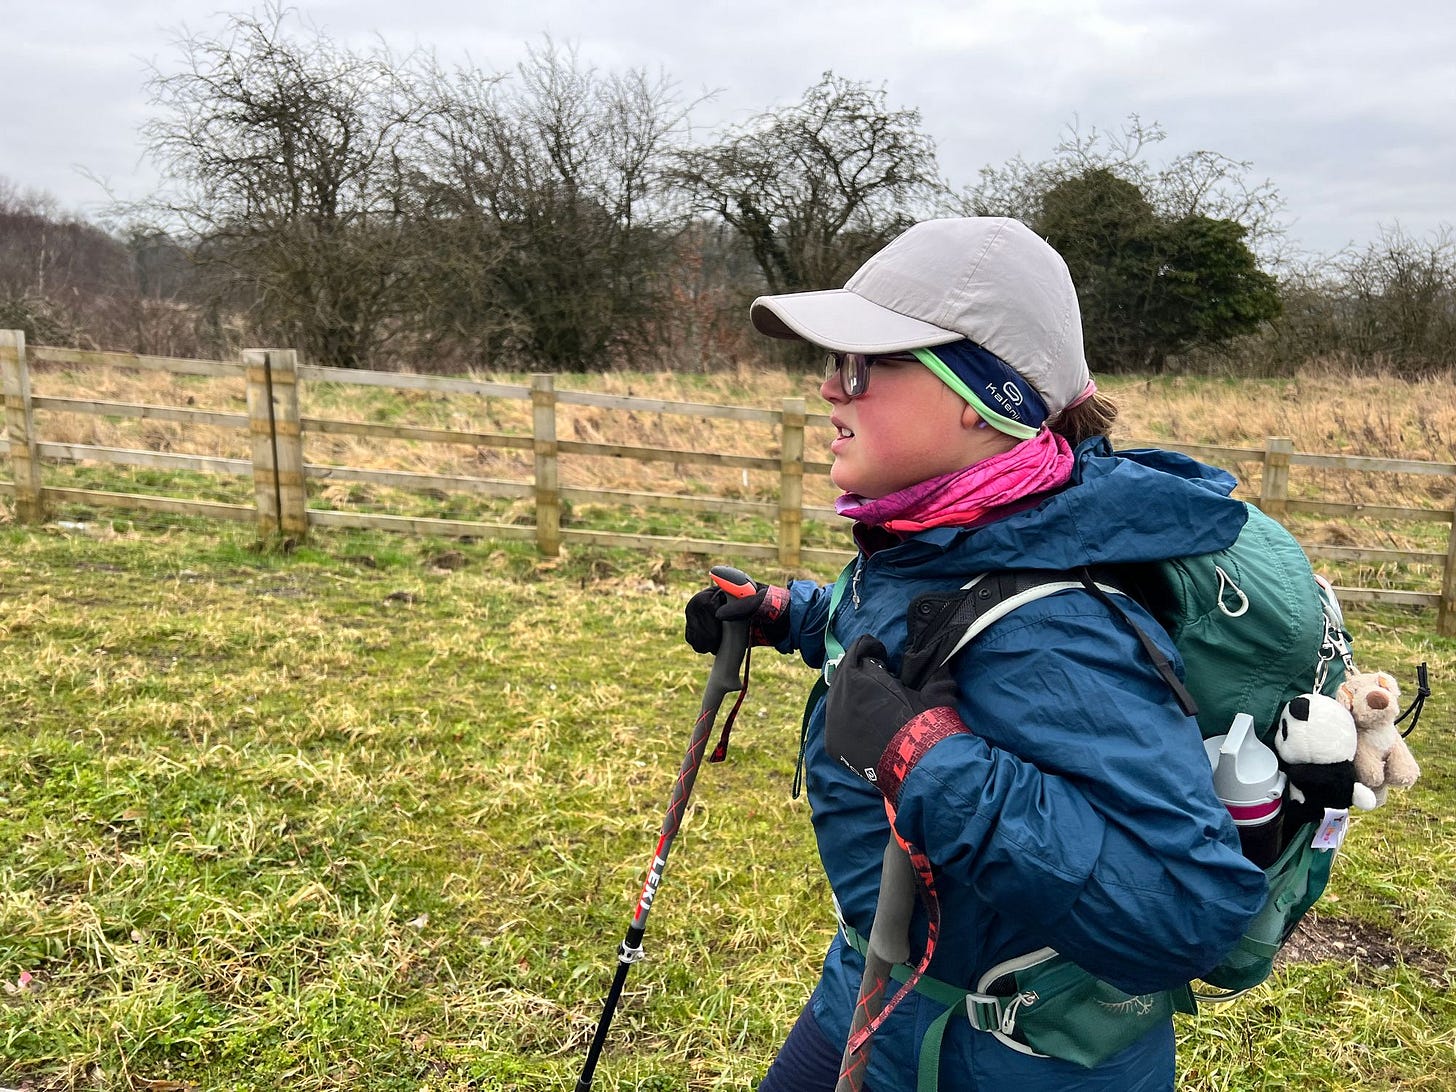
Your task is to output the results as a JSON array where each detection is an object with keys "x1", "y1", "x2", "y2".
[{"x1": 917, "y1": 339, "x2": 1050, "y2": 435}]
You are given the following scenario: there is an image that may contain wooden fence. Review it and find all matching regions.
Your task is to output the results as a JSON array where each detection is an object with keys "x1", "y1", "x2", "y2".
[{"x1": 3, "y1": 330, "x2": 1455, "y2": 634}]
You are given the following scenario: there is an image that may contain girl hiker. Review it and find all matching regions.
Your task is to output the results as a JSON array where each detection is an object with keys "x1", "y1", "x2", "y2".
[{"x1": 685, "y1": 217, "x2": 1268, "y2": 1091}]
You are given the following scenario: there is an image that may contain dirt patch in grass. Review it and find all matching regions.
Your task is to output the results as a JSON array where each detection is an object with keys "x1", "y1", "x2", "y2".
[{"x1": 1278, "y1": 910, "x2": 1452, "y2": 985}]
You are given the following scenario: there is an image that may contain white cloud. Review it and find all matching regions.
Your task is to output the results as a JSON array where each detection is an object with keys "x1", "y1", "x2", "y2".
[{"x1": 2, "y1": 0, "x2": 1451, "y2": 256}]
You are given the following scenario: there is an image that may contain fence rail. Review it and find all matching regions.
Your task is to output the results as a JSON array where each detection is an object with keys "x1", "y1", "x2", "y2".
[{"x1": 3, "y1": 332, "x2": 1454, "y2": 633}]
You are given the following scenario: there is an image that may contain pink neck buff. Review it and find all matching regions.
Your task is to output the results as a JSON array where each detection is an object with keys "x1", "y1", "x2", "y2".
[{"x1": 835, "y1": 428, "x2": 1075, "y2": 533}]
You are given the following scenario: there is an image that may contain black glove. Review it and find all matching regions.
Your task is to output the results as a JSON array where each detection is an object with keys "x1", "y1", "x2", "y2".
[
  {"x1": 825, "y1": 634, "x2": 965, "y2": 802},
  {"x1": 684, "y1": 581, "x2": 790, "y2": 654}
]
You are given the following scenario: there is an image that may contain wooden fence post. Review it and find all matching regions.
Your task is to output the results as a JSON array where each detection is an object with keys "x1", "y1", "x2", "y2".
[
  {"x1": 532, "y1": 373, "x2": 560, "y2": 556},
  {"x1": 244, "y1": 349, "x2": 308, "y2": 539},
  {"x1": 1440, "y1": 493, "x2": 1456, "y2": 637},
  {"x1": 0, "y1": 329, "x2": 45, "y2": 523},
  {"x1": 1260, "y1": 436, "x2": 1293, "y2": 520},
  {"x1": 779, "y1": 396, "x2": 805, "y2": 569}
]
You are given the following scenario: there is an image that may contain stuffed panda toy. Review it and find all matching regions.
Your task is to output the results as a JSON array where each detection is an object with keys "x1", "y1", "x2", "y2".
[{"x1": 1275, "y1": 692, "x2": 1379, "y2": 831}]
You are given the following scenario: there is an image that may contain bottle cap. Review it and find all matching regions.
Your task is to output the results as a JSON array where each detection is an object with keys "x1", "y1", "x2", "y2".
[{"x1": 1204, "y1": 713, "x2": 1287, "y2": 824}]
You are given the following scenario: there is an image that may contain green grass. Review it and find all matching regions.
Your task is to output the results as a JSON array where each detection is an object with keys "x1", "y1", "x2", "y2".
[
  {"x1": 28, "y1": 461, "x2": 855, "y2": 558},
  {"x1": 1, "y1": 522, "x2": 1453, "y2": 1090}
]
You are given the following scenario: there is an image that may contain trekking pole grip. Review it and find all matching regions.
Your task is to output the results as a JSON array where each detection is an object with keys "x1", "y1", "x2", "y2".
[{"x1": 706, "y1": 565, "x2": 753, "y2": 703}]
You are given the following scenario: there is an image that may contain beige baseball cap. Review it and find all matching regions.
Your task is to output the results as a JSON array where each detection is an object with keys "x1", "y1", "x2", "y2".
[{"x1": 749, "y1": 216, "x2": 1091, "y2": 418}]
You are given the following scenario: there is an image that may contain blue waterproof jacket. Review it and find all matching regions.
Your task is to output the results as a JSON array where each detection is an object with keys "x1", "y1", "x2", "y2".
[{"x1": 778, "y1": 440, "x2": 1269, "y2": 1091}]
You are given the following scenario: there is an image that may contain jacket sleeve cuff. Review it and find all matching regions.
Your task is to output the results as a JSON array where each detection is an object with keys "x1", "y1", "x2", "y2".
[
  {"x1": 749, "y1": 584, "x2": 792, "y2": 647},
  {"x1": 786, "y1": 579, "x2": 831, "y2": 660},
  {"x1": 876, "y1": 706, "x2": 968, "y2": 803}
]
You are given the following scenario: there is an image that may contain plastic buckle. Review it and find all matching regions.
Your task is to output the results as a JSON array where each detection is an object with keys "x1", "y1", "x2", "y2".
[{"x1": 964, "y1": 993, "x2": 1005, "y2": 1032}]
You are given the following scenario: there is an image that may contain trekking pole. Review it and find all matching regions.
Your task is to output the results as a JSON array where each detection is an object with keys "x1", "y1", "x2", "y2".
[
  {"x1": 837, "y1": 828, "x2": 917, "y2": 1091},
  {"x1": 575, "y1": 564, "x2": 755, "y2": 1092}
]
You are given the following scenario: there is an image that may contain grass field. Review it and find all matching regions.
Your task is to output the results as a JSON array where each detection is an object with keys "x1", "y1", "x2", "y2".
[
  {"x1": 2, "y1": 365, "x2": 1455, "y2": 1089},
  {"x1": 1, "y1": 516, "x2": 1453, "y2": 1091}
]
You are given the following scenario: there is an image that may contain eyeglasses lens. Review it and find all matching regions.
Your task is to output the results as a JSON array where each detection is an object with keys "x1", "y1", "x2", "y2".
[{"x1": 824, "y1": 353, "x2": 870, "y2": 397}]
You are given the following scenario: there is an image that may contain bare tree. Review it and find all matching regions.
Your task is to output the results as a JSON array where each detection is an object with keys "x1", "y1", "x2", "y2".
[
  {"x1": 0, "y1": 180, "x2": 130, "y2": 301},
  {"x1": 1332, "y1": 225, "x2": 1456, "y2": 370},
  {"x1": 676, "y1": 73, "x2": 945, "y2": 298},
  {"x1": 0, "y1": 177, "x2": 138, "y2": 346},
  {"x1": 140, "y1": 3, "x2": 446, "y2": 367},
  {"x1": 416, "y1": 39, "x2": 692, "y2": 370}
]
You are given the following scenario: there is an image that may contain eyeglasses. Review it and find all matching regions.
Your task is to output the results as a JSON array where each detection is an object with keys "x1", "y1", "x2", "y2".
[{"x1": 822, "y1": 352, "x2": 921, "y2": 398}]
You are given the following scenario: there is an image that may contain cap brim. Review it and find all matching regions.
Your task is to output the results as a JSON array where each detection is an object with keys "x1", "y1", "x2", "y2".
[{"x1": 750, "y1": 289, "x2": 961, "y2": 354}]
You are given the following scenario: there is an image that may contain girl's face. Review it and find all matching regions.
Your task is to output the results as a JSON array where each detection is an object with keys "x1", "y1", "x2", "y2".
[{"x1": 820, "y1": 354, "x2": 1017, "y2": 498}]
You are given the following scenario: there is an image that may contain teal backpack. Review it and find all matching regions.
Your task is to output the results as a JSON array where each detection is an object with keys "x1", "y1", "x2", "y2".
[{"x1": 887, "y1": 501, "x2": 1357, "y2": 1066}]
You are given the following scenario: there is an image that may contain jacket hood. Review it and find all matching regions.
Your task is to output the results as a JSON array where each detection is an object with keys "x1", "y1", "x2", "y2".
[{"x1": 934, "y1": 436, "x2": 1248, "y2": 570}]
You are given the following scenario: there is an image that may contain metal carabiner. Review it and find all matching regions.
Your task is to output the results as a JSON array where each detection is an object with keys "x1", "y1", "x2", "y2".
[{"x1": 1214, "y1": 565, "x2": 1250, "y2": 618}]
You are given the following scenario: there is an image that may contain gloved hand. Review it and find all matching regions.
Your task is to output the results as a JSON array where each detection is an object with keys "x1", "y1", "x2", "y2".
[
  {"x1": 685, "y1": 580, "x2": 790, "y2": 653},
  {"x1": 825, "y1": 634, "x2": 967, "y2": 803}
]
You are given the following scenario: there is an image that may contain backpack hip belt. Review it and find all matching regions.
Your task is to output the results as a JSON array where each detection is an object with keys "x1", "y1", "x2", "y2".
[{"x1": 835, "y1": 908, "x2": 1190, "y2": 1083}]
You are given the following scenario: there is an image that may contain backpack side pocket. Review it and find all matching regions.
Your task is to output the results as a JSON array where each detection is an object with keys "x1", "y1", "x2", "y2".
[{"x1": 1195, "y1": 820, "x2": 1336, "y2": 998}]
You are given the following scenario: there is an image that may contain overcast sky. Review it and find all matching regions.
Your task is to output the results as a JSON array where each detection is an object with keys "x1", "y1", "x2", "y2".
[{"x1": 6, "y1": 0, "x2": 1453, "y2": 262}]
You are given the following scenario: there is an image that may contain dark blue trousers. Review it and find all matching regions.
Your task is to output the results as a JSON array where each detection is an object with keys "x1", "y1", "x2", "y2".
[{"x1": 757, "y1": 997, "x2": 866, "y2": 1092}]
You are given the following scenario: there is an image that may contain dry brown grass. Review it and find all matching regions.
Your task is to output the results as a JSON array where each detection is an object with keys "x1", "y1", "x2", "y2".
[{"x1": 19, "y1": 356, "x2": 1456, "y2": 535}]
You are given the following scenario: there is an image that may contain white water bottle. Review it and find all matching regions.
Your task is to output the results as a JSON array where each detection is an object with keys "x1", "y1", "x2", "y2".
[{"x1": 1204, "y1": 713, "x2": 1287, "y2": 868}]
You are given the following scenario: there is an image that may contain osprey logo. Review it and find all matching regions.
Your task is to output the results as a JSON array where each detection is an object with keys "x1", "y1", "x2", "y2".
[{"x1": 1095, "y1": 992, "x2": 1159, "y2": 1017}]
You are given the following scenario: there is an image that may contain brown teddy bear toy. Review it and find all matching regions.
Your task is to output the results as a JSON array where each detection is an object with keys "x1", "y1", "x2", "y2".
[{"x1": 1338, "y1": 671, "x2": 1421, "y2": 805}]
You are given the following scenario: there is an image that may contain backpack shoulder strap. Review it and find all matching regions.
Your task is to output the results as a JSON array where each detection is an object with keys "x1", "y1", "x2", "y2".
[
  {"x1": 898, "y1": 570, "x2": 1089, "y2": 688},
  {"x1": 1076, "y1": 569, "x2": 1198, "y2": 718},
  {"x1": 900, "y1": 571, "x2": 1076, "y2": 688},
  {"x1": 900, "y1": 567, "x2": 1199, "y2": 720}
]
